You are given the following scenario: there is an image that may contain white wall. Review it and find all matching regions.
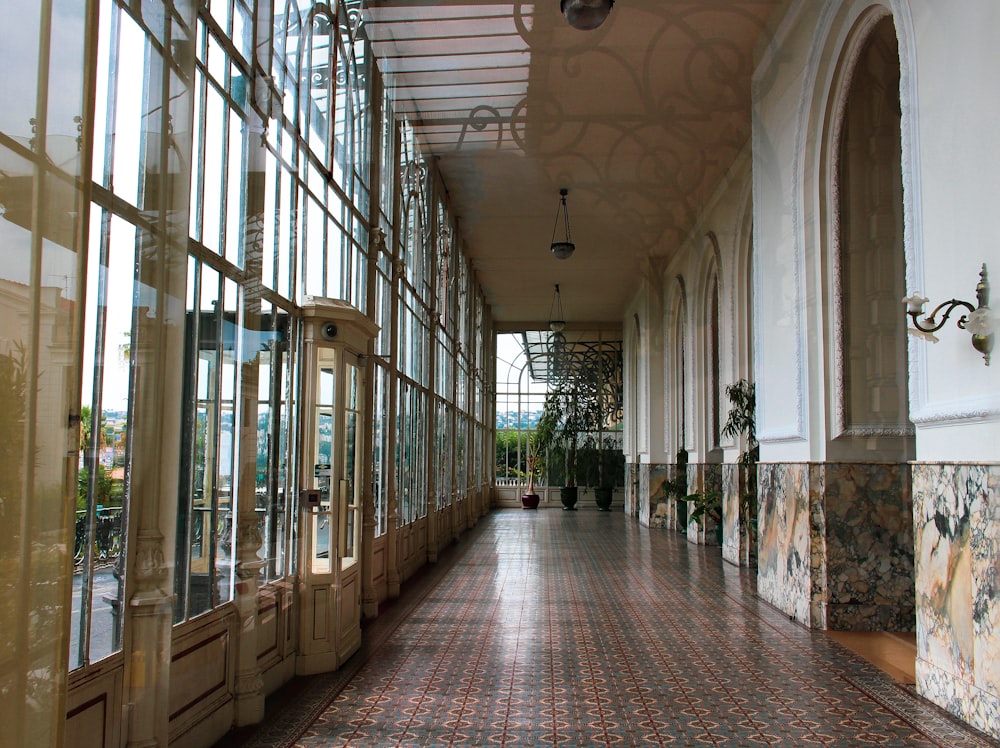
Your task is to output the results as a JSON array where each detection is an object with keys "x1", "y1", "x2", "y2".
[{"x1": 904, "y1": 0, "x2": 1000, "y2": 460}]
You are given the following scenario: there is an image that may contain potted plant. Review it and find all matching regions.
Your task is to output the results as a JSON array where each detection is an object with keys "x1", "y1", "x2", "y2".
[
  {"x1": 540, "y1": 340, "x2": 623, "y2": 511},
  {"x1": 683, "y1": 382, "x2": 757, "y2": 548},
  {"x1": 536, "y1": 385, "x2": 584, "y2": 510},
  {"x1": 687, "y1": 489, "x2": 723, "y2": 544},
  {"x1": 522, "y1": 396, "x2": 560, "y2": 509},
  {"x1": 592, "y1": 437, "x2": 615, "y2": 511},
  {"x1": 669, "y1": 448, "x2": 689, "y2": 528},
  {"x1": 554, "y1": 389, "x2": 583, "y2": 510},
  {"x1": 721, "y1": 379, "x2": 758, "y2": 559}
]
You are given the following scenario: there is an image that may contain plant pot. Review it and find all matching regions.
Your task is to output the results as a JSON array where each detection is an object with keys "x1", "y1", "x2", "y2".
[
  {"x1": 595, "y1": 486, "x2": 613, "y2": 511},
  {"x1": 675, "y1": 496, "x2": 688, "y2": 529},
  {"x1": 521, "y1": 492, "x2": 540, "y2": 510},
  {"x1": 715, "y1": 523, "x2": 723, "y2": 546},
  {"x1": 560, "y1": 486, "x2": 578, "y2": 510}
]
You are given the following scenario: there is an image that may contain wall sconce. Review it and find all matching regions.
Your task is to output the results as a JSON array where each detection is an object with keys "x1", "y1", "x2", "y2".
[
  {"x1": 550, "y1": 188, "x2": 575, "y2": 260},
  {"x1": 561, "y1": 0, "x2": 614, "y2": 30},
  {"x1": 902, "y1": 263, "x2": 993, "y2": 366}
]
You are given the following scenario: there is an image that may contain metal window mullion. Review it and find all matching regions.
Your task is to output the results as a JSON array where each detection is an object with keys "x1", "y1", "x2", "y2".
[
  {"x1": 265, "y1": 322, "x2": 284, "y2": 579},
  {"x1": 208, "y1": 274, "x2": 225, "y2": 606},
  {"x1": 76, "y1": 205, "x2": 115, "y2": 667},
  {"x1": 193, "y1": 59, "x2": 209, "y2": 244},
  {"x1": 217, "y1": 77, "x2": 232, "y2": 257},
  {"x1": 101, "y1": 3, "x2": 124, "y2": 191},
  {"x1": 177, "y1": 261, "x2": 200, "y2": 620},
  {"x1": 223, "y1": 281, "x2": 242, "y2": 596}
]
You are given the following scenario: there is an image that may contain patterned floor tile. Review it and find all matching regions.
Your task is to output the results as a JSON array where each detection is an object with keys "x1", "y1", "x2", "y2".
[{"x1": 216, "y1": 510, "x2": 999, "y2": 748}]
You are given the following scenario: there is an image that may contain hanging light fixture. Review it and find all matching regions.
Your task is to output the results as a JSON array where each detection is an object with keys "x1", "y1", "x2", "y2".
[
  {"x1": 550, "y1": 188, "x2": 575, "y2": 260},
  {"x1": 561, "y1": 0, "x2": 614, "y2": 30},
  {"x1": 549, "y1": 284, "x2": 566, "y2": 333}
]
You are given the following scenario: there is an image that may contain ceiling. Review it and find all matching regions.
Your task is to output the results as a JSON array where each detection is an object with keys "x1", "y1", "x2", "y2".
[{"x1": 363, "y1": 0, "x2": 780, "y2": 330}]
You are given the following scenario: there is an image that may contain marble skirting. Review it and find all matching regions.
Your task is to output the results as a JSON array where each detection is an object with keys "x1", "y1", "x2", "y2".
[
  {"x1": 758, "y1": 463, "x2": 812, "y2": 624},
  {"x1": 686, "y1": 463, "x2": 722, "y2": 545},
  {"x1": 758, "y1": 462, "x2": 915, "y2": 631},
  {"x1": 633, "y1": 462, "x2": 687, "y2": 530},
  {"x1": 913, "y1": 462, "x2": 999, "y2": 740},
  {"x1": 822, "y1": 463, "x2": 914, "y2": 631},
  {"x1": 721, "y1": 463, "x2": 756, "y2": 567}
]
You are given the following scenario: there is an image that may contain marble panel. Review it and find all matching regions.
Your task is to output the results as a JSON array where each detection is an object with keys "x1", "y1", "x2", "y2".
[
  {"x1": 624, "y1": 463, "x2": 634, "y2": 517},
  {"x1": 913, "y1": 462, "x2": 999, "y2": 739},
  {"x1": 822, "y1": 463, "x2": 914, "y2": 631},
  {"x1": 635, "y1": 463, "x2": 650, "y2": 526},
  {"x1": 685, "y1": 463, "x2": 723, "y2": 545},
  {"x1": 808, "y1": 465, "x2": 827, "y2": 630},
  {"x1": 722, "y1": 463, "x2": 741, "y2": 565},
  {"x1": 647, "y1": 464, "x2": 672, "y2": 529},
  {"x1": 757, "y1": 463, "x2": 811, "y2": 625}
]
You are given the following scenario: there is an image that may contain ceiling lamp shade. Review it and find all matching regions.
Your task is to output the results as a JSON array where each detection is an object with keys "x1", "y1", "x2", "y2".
[
  {"x1": 550, "y1": 188, "x2": 575, "y2": 260},
  {"x1": 549, "y1": 284, "x2": 566, "y2": 333},
  {"x1": 561, "y1": 0, "x2": 614, "y2": 31}
]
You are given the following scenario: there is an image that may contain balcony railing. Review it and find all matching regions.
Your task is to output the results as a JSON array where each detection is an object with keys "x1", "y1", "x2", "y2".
[{"x1": 74, "y1": 507, "x2": 124, "y2": 569}]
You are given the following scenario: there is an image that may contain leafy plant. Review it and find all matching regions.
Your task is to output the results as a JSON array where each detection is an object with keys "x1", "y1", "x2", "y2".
[
  {"x1": 524, "y1": 394, "x2": 561, "y2": 494},
  {"x1": 721, "y1": 379, "x2": 758, "y2": 531},
  {"x1": 687, "y1": 490, "x2": 722, "y2": 526},
  {"x1": 542, "y1": 349, "x2": 622, "y2": 489}
]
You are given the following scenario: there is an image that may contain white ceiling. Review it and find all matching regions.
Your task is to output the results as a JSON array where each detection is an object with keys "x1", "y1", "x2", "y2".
[{"x1": 363, "y1": 0, "x2": 779, "y2": 329}]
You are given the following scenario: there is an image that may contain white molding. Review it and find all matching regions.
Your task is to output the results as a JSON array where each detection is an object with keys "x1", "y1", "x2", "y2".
[
  {"x1": 826, "y1": 6, "x2": 893, "y2": 440},
  {"x1": 909, "y1": 398, "x2": 1000, "y2": 428}
]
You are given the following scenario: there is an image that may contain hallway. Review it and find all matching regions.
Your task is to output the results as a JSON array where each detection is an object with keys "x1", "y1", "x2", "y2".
[{"x1": 217, "y1": 510, "x2": 997, "y2": 748}]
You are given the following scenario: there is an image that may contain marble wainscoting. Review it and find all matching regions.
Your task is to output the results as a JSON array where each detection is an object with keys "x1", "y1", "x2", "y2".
[
  {"x1": 821, "y1": 463, "x2": 914, "y2": 631},
  {"x1": 630, "y1": 462, "x2": 647, "y2": 524},
  {"x1": 647, "y1": 464, "x2": 675, "y2": 529},
  {"x1": 632, "y1": 462, "x2": 685, "y2": 529},
  {"x1": 758, "y1": 462, "x2": 916, "y2": 631},
  {"x1": 758, "y1": 463, "x2": 812, "y2": 624},
  {"x1": 913, "y1": 462, "x2": 999, "y2": 740},
  {"x1": 626, "y1": 462, "x2": 642, "y2": 519},
  {"x1": 686, "y1": 463, "x2": 722, "y2": 545},
  {"x1": 722, "y1": 463, "x2": 756, "y2": 567}
]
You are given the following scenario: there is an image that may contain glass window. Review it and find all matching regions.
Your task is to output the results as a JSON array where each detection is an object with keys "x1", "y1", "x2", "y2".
[
  {"x1": 174, "y1": 260, "x2": 241, "y2": 621},
  {"x1": 341, "y1": 361, "x2": 361, "y2": 567},
  {"x1": 71, "y1": 208, "x2": 136, "y2": 668},
  {"x1": 372, "y1": 363, "x2": 389, "y2": 536},
  {"x1": 253, "y1": 300, "x2": 294, "y2": 583},
  {"x1": 311, "y1": 349, "x2": 335, "y2": 574}
]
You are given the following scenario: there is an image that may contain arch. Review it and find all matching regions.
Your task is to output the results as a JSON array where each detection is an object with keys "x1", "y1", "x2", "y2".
[
  {"x1": 694, "y1": 233, "x2": 723, "y2": 460},
  {"x1": 626, "y1": 312, "x2": 643, "y2": 461},
  {"x1": 820, "y1": 9, "x2": 914, "y2": 460},
  {"x1": 786, "y1": 1, "x2": 921, "y2": 448},
  {"x1": 665, "y1": 274, "x2": 688, "y2": 456},
  {"x1": 730, "y1": 180, "x2": 755, "y2": 394},
  {"x1": 801, "y1": 2, "x2": 917, "y2": 638}
]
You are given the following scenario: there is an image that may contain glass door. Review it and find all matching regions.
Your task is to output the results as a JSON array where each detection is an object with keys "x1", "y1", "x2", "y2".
[{"x1": 298, "y1": 340, "x2": 364, "y2": 672}]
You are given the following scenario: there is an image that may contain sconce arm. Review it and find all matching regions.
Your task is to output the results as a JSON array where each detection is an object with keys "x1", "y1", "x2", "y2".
[{"x1": 908, "y1": 298, "x2": 976, "y2": 333}]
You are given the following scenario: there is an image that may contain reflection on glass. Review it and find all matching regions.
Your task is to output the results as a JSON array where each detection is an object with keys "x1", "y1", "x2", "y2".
[
  {"x1": 254, "y1": 301, "x2": 293, "y2": 582},
  {"x1": 312, "y1": 359, "x2": 335, "y2": 574},
  {"x1": 175, "y1": 261, "x2": 240, "y2": 620},
  {"x1": 71, "y1": 208, "x2": 134, "y2": 669},
  {"x1": 0, "y1": 0, "x2": 90, "y2": 735}
]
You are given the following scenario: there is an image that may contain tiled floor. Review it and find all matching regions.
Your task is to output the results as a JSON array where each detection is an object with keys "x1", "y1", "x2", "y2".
[{"x1": 217, "y1": 509, "x2": 999, "y2": 747}]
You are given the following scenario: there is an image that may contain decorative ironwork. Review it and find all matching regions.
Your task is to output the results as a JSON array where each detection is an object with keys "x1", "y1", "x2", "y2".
[{"x1": 903, "y1": 264, "x2": 992, "y2": 366}]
